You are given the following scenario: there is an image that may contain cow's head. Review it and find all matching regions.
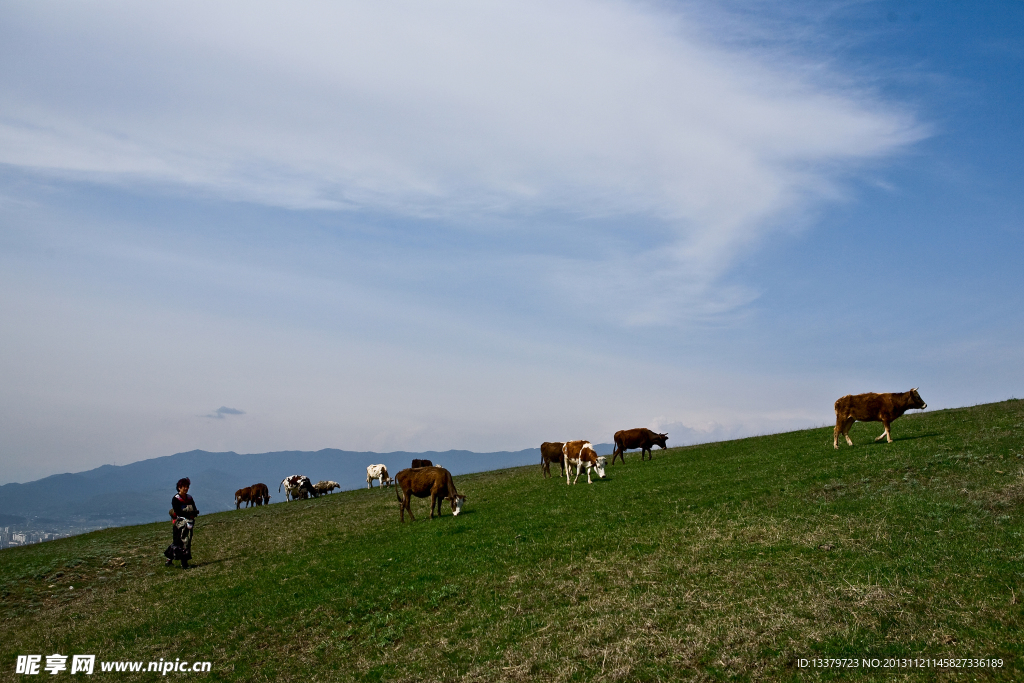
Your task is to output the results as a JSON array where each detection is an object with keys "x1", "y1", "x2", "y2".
[
  {"x1": 654, "y1": 432, "x2": 669, "y2": 449},
  {"x1": 589, "y1": 453, "x2": 607, "y2": 479},
  {"x1": 450, "y1": 494, "x2": 466, "y2": 516},
  {"x1": 909, "y1": 388, "x2": 927, "y2": 410}
]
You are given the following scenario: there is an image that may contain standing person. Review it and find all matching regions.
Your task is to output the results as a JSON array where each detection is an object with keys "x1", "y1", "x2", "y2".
[{"x1": 164, "y1": 477, "x2": 199, "y2": 569}]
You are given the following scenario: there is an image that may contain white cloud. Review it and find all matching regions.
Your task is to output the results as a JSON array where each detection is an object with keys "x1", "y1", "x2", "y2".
[{"x1": 0, "y1": 0, "x2": 925, "y2": 322}]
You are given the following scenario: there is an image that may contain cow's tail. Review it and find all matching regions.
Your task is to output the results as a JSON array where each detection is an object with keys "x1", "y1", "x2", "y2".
[{"x1": 395, "y1": 480, "x2": 403, "y2": 504}]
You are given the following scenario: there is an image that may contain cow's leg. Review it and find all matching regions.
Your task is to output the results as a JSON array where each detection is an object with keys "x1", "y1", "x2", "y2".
[
  {"x1": 572, "y1": 461, "x2": 583, "y2": 485},
  {"x1": 875, "y1": 420, "x2": 892, "y2": 443},
  {"x1": 840, "y1": 418, "x2": 855, "y2": 446},
  {"x1": 565, "y1": 456, "x2": 572, "y2": 485},
  {"x1": 431, "y1": 488, "x2": 444, "y2": 519},
  {"x1": 611, "y1": 444, "x2": 622, "y2": 465},
  {"x1": 586, "y1": 465, "x2": 593, "y2": 484},
  {"x1": 833, "y1": 419, "x2": 842, "y2": 449},
  {"x1": 402, "y1": 493, "x2": 415, "y2": 522}
]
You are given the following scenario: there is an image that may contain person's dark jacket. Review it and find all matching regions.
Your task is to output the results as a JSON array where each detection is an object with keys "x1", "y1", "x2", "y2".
[{"x1": 171, "y1": 494, "x2": 199, "y2": 521}]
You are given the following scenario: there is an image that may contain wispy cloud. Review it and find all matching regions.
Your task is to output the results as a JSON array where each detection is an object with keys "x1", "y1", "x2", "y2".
[
  {"x1": 0, "y1": 0, "x2": 926, "y2": 322},
  {"x1": 204, "y1": 406, "x2": 246, "y2": 420}
]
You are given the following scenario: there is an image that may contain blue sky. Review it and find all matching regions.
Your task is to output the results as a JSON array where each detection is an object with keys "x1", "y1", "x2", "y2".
[{"x1": 1, "y1": 0, "x2": 1021, "y2": 484}]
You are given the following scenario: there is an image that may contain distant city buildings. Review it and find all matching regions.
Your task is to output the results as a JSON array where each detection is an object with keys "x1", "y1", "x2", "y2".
[{"x1": 0, "y1": 526, "x2": 77, "y2": 549}]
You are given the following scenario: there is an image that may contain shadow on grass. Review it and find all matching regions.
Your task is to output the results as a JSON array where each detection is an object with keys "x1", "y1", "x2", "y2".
[
  {"x1": 188, "y1": 557, "x2": 239, "y2": 568},
  {"x1": 895, "y1": 432, "x2": 940, "y2": 442},
  {"x1": 846, "y1": 432, "x2": 941, "y2": 448}
]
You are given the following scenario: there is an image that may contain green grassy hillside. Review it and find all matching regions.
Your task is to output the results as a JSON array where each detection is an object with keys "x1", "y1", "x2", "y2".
[{"x1": 2, "y1": 400, "x2": 1023, "y2": 681}]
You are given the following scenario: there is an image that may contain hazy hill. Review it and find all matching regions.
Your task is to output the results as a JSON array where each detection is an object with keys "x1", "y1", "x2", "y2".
[{"x1": 0, "y1": 444, "x2": 614, "y2": 530}]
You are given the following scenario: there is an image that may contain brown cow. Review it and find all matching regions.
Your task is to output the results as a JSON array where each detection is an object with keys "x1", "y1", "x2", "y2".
[
  {"x1": 394, "y1": 466, "x2": 465, "y2": 522},
  {"x1": 540, "y1": 442, "x2": 565, "y2": 478},
  {"x1": 612, "y1": 428, "x2": 668, "y2": 463},
  {"x1": 834, "y1": 388, "x2": 927, "y2": 449},
  {"x1": 411, "y1": 458, "x2": 433, "y2": 468},
  {"x1": 235, "y1": 486, "x2": 253, "y2": 510},
  {"x1": 250, "y1": 482, "x2": 270, "y2": 506}
]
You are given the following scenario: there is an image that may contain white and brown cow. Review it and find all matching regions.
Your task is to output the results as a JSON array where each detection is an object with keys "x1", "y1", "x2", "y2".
[
  {"x1": 394, "y1": 466, "x2": 465, "y2": 522},
  {"x1": 834, "y1": 389, "x2": 927, "y2": 449},
  {"x1": 279, "y1": 475, "x2": 316, "y2": 501},
  {"x1": 366, "y1": 464, "x2": 392, "y2": 489},
  {"x1": 563, "y1": 440, "x2": 607, "y2": 485}
]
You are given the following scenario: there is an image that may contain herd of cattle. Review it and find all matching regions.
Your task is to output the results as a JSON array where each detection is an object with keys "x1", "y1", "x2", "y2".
[{"x1": 228, "y1": 390, "x2": 927, "y2": 521}]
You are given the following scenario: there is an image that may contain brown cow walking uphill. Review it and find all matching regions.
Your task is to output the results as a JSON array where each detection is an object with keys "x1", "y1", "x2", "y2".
[
  {"x1": 612, "y1": 428, "x2": 668, "y2": 464},
  {"x1": 394, "y1": 466, "x2": 465, "y2": 522},
  {"x1": 834, "y1": 388, "x2": 927, "y2": 449},
  {"x1": 540, "y1": 442, "x2": 565, "y2": 478}
]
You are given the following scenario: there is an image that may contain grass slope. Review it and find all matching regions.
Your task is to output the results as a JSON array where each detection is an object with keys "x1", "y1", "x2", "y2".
[{"x1": 2, "y1": 400, "x2": 1023, "y2": 681}]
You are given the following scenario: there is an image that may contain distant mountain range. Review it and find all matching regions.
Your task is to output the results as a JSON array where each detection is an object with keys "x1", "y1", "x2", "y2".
[{"x1": 0, "y1": 444, "x2": 614, "y2": 533}]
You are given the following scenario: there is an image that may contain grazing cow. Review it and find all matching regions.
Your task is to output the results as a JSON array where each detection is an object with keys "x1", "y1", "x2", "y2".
[
  {"x1": 366, "y1": 464, "x2": 392, "y2": 489},
  {"x1": 314, "y1": 480, "x2": 341, "y2": 495},
  {"x1": 563, "y1": 440, "x2": 607, "y2": 485},
  {"x1": 279, "y1": 475, "x2": 317, "y2": 501},
  {"x1": 540, "y1": 442, "x2": 566, "y2": 479},
  {"x1": 394, "y1": 466, "x2": 465, "y2": 522},
  {"x1": 411, "y1": 458, "x2": 433, "y2": 469},
  {"x1": 612, "y1": 428, "x2": 668, "y2": 464},
  {"x1": 250, "y1": 483, "x2": 270, "y2": 506},
  {"x1": 235, "y1": 486, "x2": 253, "y2": 510},
  {"x1": 834, "y1": 389, "x2": 927, "y2": 449}
]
